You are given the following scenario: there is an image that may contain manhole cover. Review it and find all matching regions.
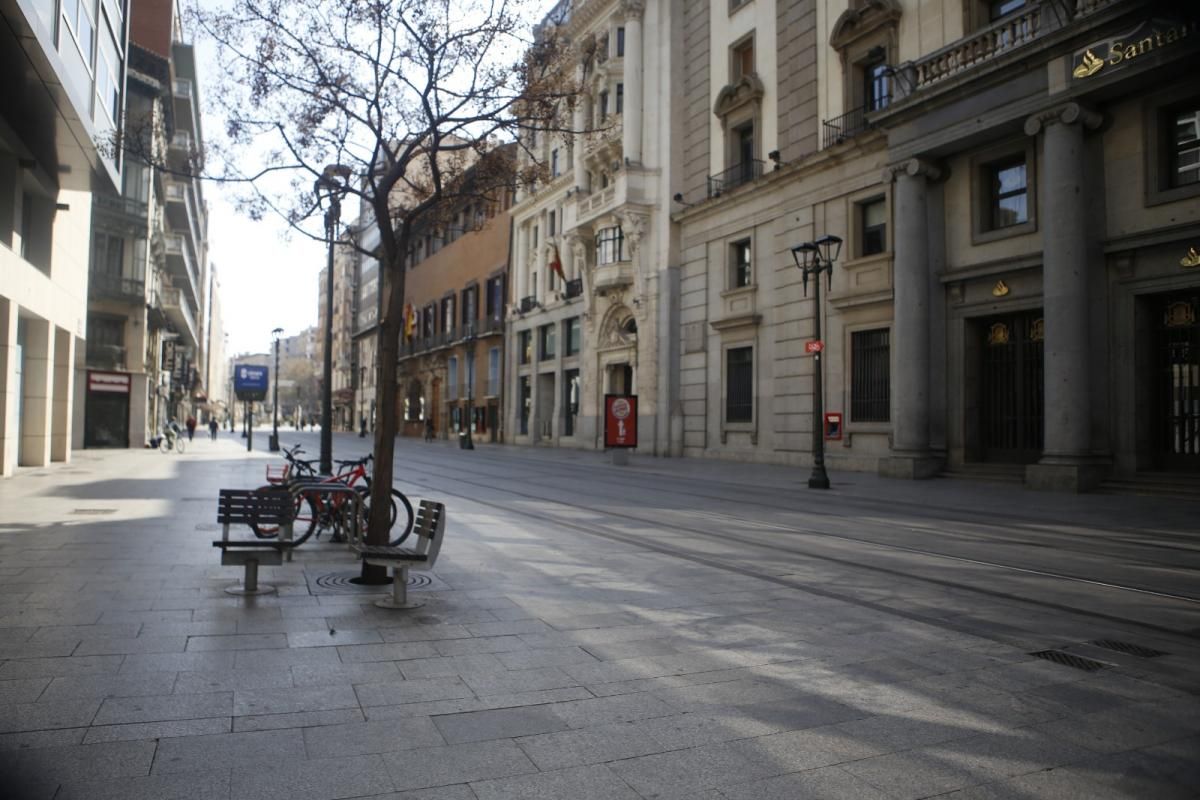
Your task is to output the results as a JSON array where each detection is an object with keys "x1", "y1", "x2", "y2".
[
  {"x1": 1029, "y1": 649, "x2": 1109, "y2": 672},
  {"x1": 70, "y1": 508, "x2": 117, "y2": 515},
  {"x1": 312, "y1": 571, "x2": 433, "y2": 593},
  {"x1": 1090, "y1": 640, "x2": 1170, "y2": 658}
]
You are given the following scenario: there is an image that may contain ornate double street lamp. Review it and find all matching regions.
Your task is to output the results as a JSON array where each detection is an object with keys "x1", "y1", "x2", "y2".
[
  {"x1": 315, "y1": 164, "x2": 352, "y2": 475},
  {"x1": 791, "y1": 234, "x2": 842, "y2": 490},
  {"x1": 270, "y1": 327, "x2": 283, "y2": 451}
]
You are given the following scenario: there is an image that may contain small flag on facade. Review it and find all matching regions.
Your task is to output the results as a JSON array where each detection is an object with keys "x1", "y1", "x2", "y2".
[{"x1": 549, "y1": 243, "x2": 565, "y2": 280}]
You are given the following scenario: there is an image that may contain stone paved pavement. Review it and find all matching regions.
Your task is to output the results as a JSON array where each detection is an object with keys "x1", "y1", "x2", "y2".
[{"x1": 0, "y1": 434, "x2": 1197, "y2": 799}]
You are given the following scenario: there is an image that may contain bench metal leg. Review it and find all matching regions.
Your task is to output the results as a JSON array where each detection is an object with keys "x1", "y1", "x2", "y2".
[
  {"x1": 374, "y1": 565, "x2": 423, "y2": 610},
  {"x1": 225, "y1": 558, "x2": 277, "y2": 596}
]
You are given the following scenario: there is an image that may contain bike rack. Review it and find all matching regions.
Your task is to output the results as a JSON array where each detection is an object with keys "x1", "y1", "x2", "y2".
[{"x1": 283, "y1": 479, "x2": 366, "y2": 559}]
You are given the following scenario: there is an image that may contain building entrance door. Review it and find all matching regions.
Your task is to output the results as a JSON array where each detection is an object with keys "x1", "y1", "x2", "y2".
[
  {"x1": 978, "y1": 310, "x2": 1044, "y2": 463},
  {"x1": 1154, "y1": 291, "x2": 1200, "y2": 470}
]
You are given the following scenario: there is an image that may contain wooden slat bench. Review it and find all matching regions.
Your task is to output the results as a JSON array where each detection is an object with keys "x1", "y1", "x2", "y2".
[
  {"x1": 213, "y1": 488, "x2": 296, "y2": 595},
  {"x1": 350, "y1": 499, "x2": 446, "y2": 609}
]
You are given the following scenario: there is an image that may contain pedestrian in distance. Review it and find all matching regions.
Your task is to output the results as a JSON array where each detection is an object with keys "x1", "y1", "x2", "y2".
[
  {"x1": 209, "y1": 418, "x2": 219, "y2": 441},
  {"x1": 424, "y1": 417, "x2": 435, "y2": 443},
  {"x1": 185, "y1": 415, "x2": 197, "y2": 441}
]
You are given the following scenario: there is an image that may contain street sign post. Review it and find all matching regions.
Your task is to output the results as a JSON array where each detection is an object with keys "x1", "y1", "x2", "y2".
[
  {"x1": 604, "y1": 394, "x2": 638, "y2": 449},
  {"x1": 234, "y1": 366, "x2": 268, "y2": 452}
]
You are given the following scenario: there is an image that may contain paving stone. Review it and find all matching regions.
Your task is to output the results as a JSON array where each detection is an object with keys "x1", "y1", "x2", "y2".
[
  {"x1": 83, "y1": 716, "x2": 231, "y2": 744},
  {"x1": 728, "y1": 726, "x2": 888, "y2": 773},
  {"x1": 0, "y1": 727, "x2": 86, "y2": 751},
  {"x1": 840, "y1": 748, "x2": 992, "y2": 800},
  {"x1": 234, "y1": 708, "x2": 366, "y2": 732},
  {"x1": 153, "y1": 729, "x2": 305, "y2": 774},
  {"x1": 515, "y1": 721, "x2": 667, "y2": 770},
  {"x1": 230, "y1": 753, "x2": 394, "y2": 800},
  {"x1": 302, "y1": 716, "x2": 445, "y2": 758},
  {"x1": 0, "y1": 739, "x2": 158, "y2": 790},
  {"x1": 137, "y1": 621, "x2": 239, "y2": 637},
  {"x1": 173, "y1": 667, "x2": 295, "y2": 694},
  {"x1": 0, "y1": 655, "x2": 123, "y2": 679},
  {"x1": 29, "y1": 623, "x2": 143, "y2": 641},
  {"x1": 234, "y1": 685, "x2": 358, "y2": 716},
  {"x1": 186, "y1": 633, "x2": 289, "y2": 651},
  {"x1": 40, "y1": 671, "x2": 178, "y2": 701},
  {"x1": 0, "y1": 699, "x2": 101, "y2": 732},
  {"x1": 94, "y1": 692, "x2": 233, "y2": 726},
  {"x1": 580, "y1": 639, "x2": 685, "y2": 661},
  {"x1": 551, "y1": 693, "x2": 682, "y2": 728},
  {"x1": 495, "y1": 646, "x2": 600, "y2": 670},
  {"x1": 232, "y1": 646, "x2": 342, "y2": 670},
  {"x1": 607, "y1": 741, "x2": 781, "y2": 796},
  {"x1": 353, "y1": 675, "x2": 475, "y2": 707},
  {"x1": 458, "y1": 666, "x2": 579, "y2": 696},
  {"x1": 396, "y1": 653, "x2": 509, "y2": 679},
  {"x1": 0, "y1": 677, "x2": 50, "y2": 704},
  {"x1": 385, "y1": 740, "x2": 539, "y2": 792},
  {"x1": 74, "y1": 636, "x2": 188, "y2": 656},
  {"x1": 336, "y1": 642, "x2": 442, "y2": 663},
  {"x1": 1027, "y1": 702, "x2": 1196, "y2": 754},
  {"x1": 291, "y1": 661, "x2": 404, "y2": 687},
  {"x1": 431, "y1": 635, "x2": 527, "y2": 656},
  {"x1": 366, "y1": 688, "x2": 594, "y2": 721},
  {"x1": 433, "y1": 705, "x2": 570, "y2": 744},
  {"x1": 471, "y1": 763, "x2": 640, "y2": 800},
  {"x1": 376, "y1": 624, "x2": 473, "y2": 643},
  {"x1": 120, "y1": 652, "x2": 237, "y2": 674},
  {"x1": 463, "y1": 619, "x2": 554, "y2": 637},
  {"x1": 720, "y1": 765, "x2": 894, "y2": 800},
  {"x1": 288, "y1": 628, "x2": 383, "y2": 648}
]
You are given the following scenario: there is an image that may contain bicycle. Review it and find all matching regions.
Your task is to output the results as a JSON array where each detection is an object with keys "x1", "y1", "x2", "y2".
[
  {"x1": 156, "y1": 429, "x2": 186, "y2": 454},
  {"x1": 252, "y1": 445, "x2": 414, "y2": 546}
]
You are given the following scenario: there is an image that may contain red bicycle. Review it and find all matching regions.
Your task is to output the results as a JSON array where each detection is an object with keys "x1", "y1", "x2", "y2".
[{"x1": 251, "y1": 445, "x2": 414, "y2": 545}]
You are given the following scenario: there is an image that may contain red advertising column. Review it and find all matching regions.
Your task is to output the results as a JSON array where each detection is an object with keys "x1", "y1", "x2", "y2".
[{"x1": 604, "y1": 394, "x2": 638, "y2": 448}]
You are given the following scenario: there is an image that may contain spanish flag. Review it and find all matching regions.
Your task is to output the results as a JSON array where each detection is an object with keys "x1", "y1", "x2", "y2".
[
  {"x1": 403, "y1": 304, "x2": 415, "y2": 340},
  {"x1": 549, "y1": 243, "x2": 565, "y2": 280}
]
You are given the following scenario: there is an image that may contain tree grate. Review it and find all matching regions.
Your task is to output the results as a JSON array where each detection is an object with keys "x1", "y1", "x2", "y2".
[
  {"x1": 1089, "y1": 640, "x2": 1169, "y2": 658},
  {"x1": 1028, "y1": 650, "x2": 1109, "y2": 672},
  {"x1": 313, "y1": 571, "x2": 431, "y2": 594}
]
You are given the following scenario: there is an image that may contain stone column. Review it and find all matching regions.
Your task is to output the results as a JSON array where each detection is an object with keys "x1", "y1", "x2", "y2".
[
  {"x1": 19, "y1": 317, "x2": 53, "y2": 467},
  {"x1": 880, "y1": 158, "x2": 944, "y2": 480},
  {"x1": 0, "y1": 298, "x2": 17, "y2": 476},
  {"x1": 621, "y1": 0, "x2": 645, "y2": 164},
  {"x1": 51, "y1": 327, "x2": 74, "y2": 462},
  {"x1": 573, "y1": 63, "x2": 588, "y2": 188},
  {"x1": 1024, "y1": 103, "x2": 1104, "y2": 491},
  {"x1": 514, "y1": 225, "x2": 528, "y2": 304}
]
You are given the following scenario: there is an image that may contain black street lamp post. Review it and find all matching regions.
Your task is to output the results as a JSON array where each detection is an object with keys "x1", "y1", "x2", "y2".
[
  {"x1": 314, "y1": 164, "x2": 352, "y2": 475},
  {"x1": 270, "y1": 327, "x2": 283, "y2": 451},
  {"x1": 791, "y1": 234, "x2": 842, "y2": 490},
  {"x1": 463, "y1": 327, "x2": 476, "y2": 450}
]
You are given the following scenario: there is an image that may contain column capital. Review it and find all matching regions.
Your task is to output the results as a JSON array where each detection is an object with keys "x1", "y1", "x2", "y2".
[
  {"x1": 883, "y1": 158, "x2": 943, "y2": 184},
  {"x1": 1023, "y1": 102, "x2": 1103, "y2": 136},
  {"x1": 620, "y1": 0, "x2": 646, "y2": 20}
]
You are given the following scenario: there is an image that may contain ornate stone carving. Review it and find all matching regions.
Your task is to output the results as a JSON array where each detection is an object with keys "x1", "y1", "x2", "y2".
[
  {"x1": 616, "y1": 210, "x2": 649, "y2": 257},
  {"x1": 621, "y1": 0, "x2": 646, "y2": 19},
  {"x1": 713, "y1": 74, "x2": 765, "y2": 119},
  {"x1": 882, "y1": 157, "x2": 943, "y2": 184}
]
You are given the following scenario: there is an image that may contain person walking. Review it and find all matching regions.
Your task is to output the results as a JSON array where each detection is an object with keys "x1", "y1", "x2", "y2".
[
  {"x1": 209, "y1": 418, "x2": 219, "y2": 441},
  {"x1": 185, "y1": 415, "x2": 197, "y2": 442}
]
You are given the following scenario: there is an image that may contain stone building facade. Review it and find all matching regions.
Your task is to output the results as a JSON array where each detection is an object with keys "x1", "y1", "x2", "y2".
[{"x1": 506, "y1": 0, "x2": 684, "y2": 455}]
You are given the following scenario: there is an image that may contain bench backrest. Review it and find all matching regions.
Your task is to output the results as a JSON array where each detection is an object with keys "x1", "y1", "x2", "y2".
[
  {"x1": 410, "y1": 500, "x2": 447, "y2": 567},
  {"x1": 218, "y1": 488, "x2": 295, "y2": 526}
]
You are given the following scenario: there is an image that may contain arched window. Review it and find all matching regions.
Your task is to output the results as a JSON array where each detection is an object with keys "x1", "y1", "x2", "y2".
[
  {"x1": 405, "y1": 381, "x2": 423, "y2": 421},
  {"x1": 595, "y1": 226, "x2": 626, "y2": 265}
]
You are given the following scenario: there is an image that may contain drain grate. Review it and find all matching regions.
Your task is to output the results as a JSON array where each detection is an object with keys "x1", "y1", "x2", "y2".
[
  {"x1": 312, "y1": 571, "x2": 433, "y2": 593},
  {"x1": 70, "y1": 508, "x2": 117, "y2": 515},
  {"x1": 1029, "y1": 650, "x2": 1109, "y2": 672},
  {"x1": 1089, "y1": 640, "x2": 1169, "y2": 659}
]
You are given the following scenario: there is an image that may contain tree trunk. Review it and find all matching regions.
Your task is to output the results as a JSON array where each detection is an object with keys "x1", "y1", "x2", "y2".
[{"x1": 362, "y1": 248, "x2": 407, "y2": 584}]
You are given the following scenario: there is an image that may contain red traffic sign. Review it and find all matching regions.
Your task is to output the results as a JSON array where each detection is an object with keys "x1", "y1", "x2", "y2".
[{"x1": 805, "y1": 340, "x2": 825, "y2": 353}]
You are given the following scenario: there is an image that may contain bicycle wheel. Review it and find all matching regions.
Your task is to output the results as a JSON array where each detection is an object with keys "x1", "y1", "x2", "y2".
[
  {"x1": 175, "y1": 437, "x2": 186, "y2": 454},
  {"x1": 249, "y1": 486, "x2": 317, "y2": 543},
  {"x1": 355, "y1": 486, "x2": 414, "y2": 546},
  {"x1": 158, "y1": 436, "x2": 170, "y2": 453}
]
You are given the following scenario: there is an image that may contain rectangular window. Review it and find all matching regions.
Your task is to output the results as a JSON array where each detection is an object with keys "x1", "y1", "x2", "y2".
[
  {"x1": 563, "y1": 368, "x2": 580, "y2": 436},
  {"x1": 486, "y1": 275, "x2": 506, "y2": 319},
  {"x1": 62, "y1": 0, "x2": 96, "y2": 67},
  {"x1": 599, "y1": 91, "x2": 609, "y2": 123},
  {"x1": 860, "y1": 198, "x2": 886, "y2": 256},
  {"x1": 519, "y1": 376, "x2": 532, "y2": 435},
  {"x1": 864, "y1": 61, "x2": 890, "y2": 112},
  {"x1": 851, "y1": 329, "x2": 891, "y2": 422},
  {"x1": 539, "y1": 323, "x2": 556, "y2": 360},
  {"x1": 488, "y1": 347, "x2": 500, "y2": 395},
  {"x1": 1171, "y1": 105, "x2": 1200, "y2": 187},
  {"x1": 725, "y1": 347, "x2": 753, "y2": 423},
  {"x1": 990, "y1": 0, "x2": 1025, "y2": 20},
  {"x1": 551, "y1": 148, "x2": 559, "y2": 177},
  {"x1": 443, "y1": 296, "x2": 456, "y2": 333},
  {"x1": 616, "y1": 27, "x2": 625, "y2": 57},
  {"x1": 989, "y1": 158, "x2": 1028, "y2": 229},
  {"x1": 423, "y1": 303, "x2": 436, "y2": 339},
  {"x1": 595, "y1": 226, "x2": 626, "y2": 265},
  {"x1": 730, "y1": 240, "x2": 751, "y2": 288},
  {"x1": 564, "y1": 317, "x2": 581, "y2": 356},
  {"x1": 548, "y1": 210, "x2": 556, "y2": 236},
  {"x1": 732, "y1": 37, "x2": 754, "y2": 82},
  {"x1": 616, "y1": 83, "x2": 624, "y2": 114},
  {"x1": 519, "y1": 330, "x2": 532, "y2": 364},
  {"x1": 447, "y1": 357, "x2": 459, "y2": 400}
]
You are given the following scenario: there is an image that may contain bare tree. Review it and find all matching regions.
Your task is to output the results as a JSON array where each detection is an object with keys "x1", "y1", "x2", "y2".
[{"x1": 195, "y1": 0, "x2": 577, "y2": 580}]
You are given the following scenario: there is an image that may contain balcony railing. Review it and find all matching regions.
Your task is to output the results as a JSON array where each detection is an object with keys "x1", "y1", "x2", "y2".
[
  {"x1": 912, "y1": 4, "x2": 1043, "y2": 90},
  {"x1": 564, "y1": 278, "x2": 583, "y2": 299},
  {"x1": 707, "y1": 160, "x2": 764, "y2": 198},
  {"x1": 161, "y1": 287, "x2": 198, "y2": 344},
  {"x1": 89, "y1": 273, "x2": 145, "y2": 302},
  {"x1": 822, "y1": 106, "x2": 871, "y2": 149},
  {"x1": 482, "y1": 315, "x2": 504, "y2": 334},
  {"x1": 93, "y1": 193, "x2": 149, "y2": 221},
  {"x1": 519, "y1": 296, "x2": 539, "y2": 313}
]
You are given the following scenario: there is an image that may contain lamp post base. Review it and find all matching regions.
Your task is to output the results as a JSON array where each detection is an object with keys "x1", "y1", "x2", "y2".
[
  {"x1": 807, "y1": 467, "x2": 831, "y2": 490},
  {"x1": 269, "y1": 434, "x2": 280, "y2": 452}
]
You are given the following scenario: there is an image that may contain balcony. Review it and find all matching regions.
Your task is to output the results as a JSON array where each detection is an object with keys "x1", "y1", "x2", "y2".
[
  {"x1": 593, "y1": 260, "x2": 634, "y2": 290},
  {"x1": 482, "y1": 315, "x2": 505, "y2": 334},
  {"x1": 93, "y1": 192, "x2": 149, "y2": 225},
  {"x1": 519, "y1": 296, "x2": 539, "y2": 313},
  {"x1": 161, "y1": 287, "x2": 199, "y2": 347},
  {"x1": 707, "y1": 160, "x2": 764, "y2": 199},
  {"x1": 163, "y1": 233, "x2": 201, "y2": 309},
  {"x1": 86, "y1": 343, "x2": 127, "y2": 371},
  {"x1": 173, "y1": 78, "x2": 198, "y2": 135},
  {"x1": 89, "y1": 272, "x2": 146, "y2": 303},
  {"x1": 912, "y1": 3, "x2": 1045, "y2": 91},
  {"x1": 564, "y1": 278, "x2": 583, "y2": 299},
  {"x1": 822, "y1": 106, "x2": 871, "y2": 149},
  {"x1": 168, "y1": 131, "x2": 196, "y2": 173},
  {"x1": 577, "y1": 184, "x2": 616, "y2": 218}
]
